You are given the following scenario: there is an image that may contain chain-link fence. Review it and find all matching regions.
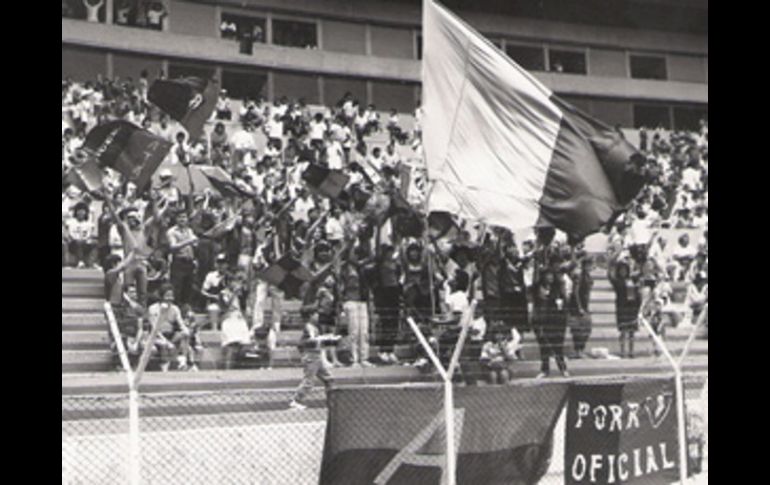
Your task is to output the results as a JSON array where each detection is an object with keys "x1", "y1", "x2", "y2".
[
  {"x1": 63, "y1": 394, "x2": 130, "y2": 485},
  {"x1": 62, "y1": 373, "x2": 707, "y2": 485}
]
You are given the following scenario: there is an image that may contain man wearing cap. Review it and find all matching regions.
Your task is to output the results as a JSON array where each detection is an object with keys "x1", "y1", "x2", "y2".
[
  {"x1": 156, "y1": 169, "x2": 182, "y2": 208},
  {"x1": 105, "y1": 195, "x2": 168, "y2": 307}
]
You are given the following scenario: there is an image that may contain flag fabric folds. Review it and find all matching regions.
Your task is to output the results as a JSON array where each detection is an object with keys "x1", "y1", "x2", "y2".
[
  {"x1": 302, "y1": 163, "x2": 351, "y2": 199},
  {"x1": 422, "y1": 0, "x2": 645, "y2": 239},
  {"x1": 255, "y1": 254, "x2": 314, "y2": 299},
  {"x1": 199, "y1": 165, "x2": 254, "y2": 197},
  {"x1": 320, "y1": 383, "x2": 567, "y2": 485},
  {"x1": 148, "y1": 77, "x2": 218, "y2": 140},
  {"x1": 82, "y1": 120, "x2": 172, "y2": 190}
]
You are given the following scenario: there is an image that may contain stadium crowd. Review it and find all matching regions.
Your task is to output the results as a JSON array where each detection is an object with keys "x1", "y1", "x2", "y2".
[{"x1": 62, "y1": 73, "x2": 708, "y2": 379}]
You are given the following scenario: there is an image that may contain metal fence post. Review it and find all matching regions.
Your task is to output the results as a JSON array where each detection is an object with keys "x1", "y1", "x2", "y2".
[
  {"x1": 105, "y1": 302, "x2": 143, "y2": 485},
  {"x1": 639, "y1": 315, "x2": 689, "y2": 484},
  {"x1": 407, "y1": 302, "x2": 475, "y2": 485},
  {"x1": 128, "y1": 387, "x2": 141, "y2": 485}
]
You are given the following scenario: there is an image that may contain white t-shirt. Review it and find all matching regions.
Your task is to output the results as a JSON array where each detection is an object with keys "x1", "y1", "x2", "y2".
[
  {"x1": 445, "y1": 290, "x2": 469, "y2": 314},
  {"x1": 628, "y1": 217, "x2": 652, "y2": 245},
  {"x1": 309, "y1": 120, "x2": 326, "y2": 141},
  {"x1": 325, "y1": 217, "x2": 344, "y2": 242},
  {"x1": 221, "y1": 314, "x2": 251, "y2": 346},
  {"x1": 266, "y1": 119, "x2": 284, "y2": 139},
  {"x1": 230, "y1": 130, "x2": 256, "y2": 151},
  {"x1": 326, "y1": 141, "x2": 344, "y2": 170},
  {"x1": 67, "y1": 218, "x2": 96, "y2": 242},
  {"x1": 682, "y1": 167, "x2": 702, "y2": 191},
  {"x1": 292, "y1": 197, "x2": 315, "y2": 224}
]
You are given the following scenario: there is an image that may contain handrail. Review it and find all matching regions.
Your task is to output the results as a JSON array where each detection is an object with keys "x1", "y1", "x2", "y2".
[{"x1": 104, "y1": 302, "x2": 134, "y2": 382}]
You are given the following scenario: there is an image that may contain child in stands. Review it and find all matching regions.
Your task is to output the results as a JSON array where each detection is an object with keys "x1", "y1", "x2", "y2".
[
  {"x1": 480, "y1": 327, "x2": 520, "y2": 385},
  {"x1": 180, "y1": 304, "x2": 203, "y2": 372},
  {"x1": 288, "y1": 305, "x2": 340, "y2": 411}
]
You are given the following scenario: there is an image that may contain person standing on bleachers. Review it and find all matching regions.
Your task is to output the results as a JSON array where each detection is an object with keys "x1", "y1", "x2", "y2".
[
  {"x1": 608, "y1": 255, "x2": 641, "y2": 359},
  {"x1": 567, "y1": 257, "x2": 594, "y2": 359},
  {"x1": 532, "y1": 266, "x2": 569, "y2": 378},
  {"x1": 167, "y1": 211, "x2": 199, "y2": 306}
]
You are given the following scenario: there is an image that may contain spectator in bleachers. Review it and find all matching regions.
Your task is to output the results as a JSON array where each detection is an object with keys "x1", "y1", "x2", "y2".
[
  {"x1": 65, "y1": 201, "x2": 98, "y2": 268},
  {"x1": 145, "y1": 1, "x2": 167, "y2": 30},
  {"x1": 148, "y1": 284, "x2": 191, "y2": 372},
  {"x1": 63, "y1": 72, "x2": 707, "y2": 375},
  {"x1": 201, "y1": 253, "x2": 229, "y2": 329},
  {"x1": 215, "y1": 90, "x2": 232, "y2": 121},
  {"x1": 83, "y1": 0, "x2": 104, "y2": 23},
  {"x1": 608, "y1": 255, "x2": 641, "y2": 359},
  {"x1": 686, "y1": 271, "x2": 708, "y2": 326},
  {"x1": 340, "y1": 243, "x2": 373, "y2": 367},
  {"x1": 671, "y1": 233, "x2": 697, "y2": 281},
  {"x1": 288, "y1": 305, "x2": 339, "y2": 411},
  {"x1": 167, "y1": 211, "x2": 198, "y2": 306},
  {"x1": 532, "y1": 267, "x2": 569, "y2": 378},
  {"x1": 480, "y1": 327, "x2": 518, "y2": 384},
  {"x1": 370, "y1": 244, "x2": 403, "y2": 364},
  {"x1": 567, "y1": 256, "x2": 593, "y2": 359},
  {"x1": 220, "y1": 273, "x2": 251, "y2": 369}
]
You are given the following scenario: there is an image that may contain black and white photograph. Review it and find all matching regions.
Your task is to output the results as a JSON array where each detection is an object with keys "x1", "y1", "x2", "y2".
[{"x1": 62, "y1": 1, "x2": 708, "y2": 483}]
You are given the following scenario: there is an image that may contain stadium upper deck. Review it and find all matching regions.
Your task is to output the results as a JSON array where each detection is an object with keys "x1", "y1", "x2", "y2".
[{"x1": 62, "y1": 0, "x2": 707, "y2": 130}]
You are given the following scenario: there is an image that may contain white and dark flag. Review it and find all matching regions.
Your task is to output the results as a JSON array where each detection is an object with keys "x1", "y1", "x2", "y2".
[{"x1": 422, "y1": 0, "x2": 645, "y2": 238}]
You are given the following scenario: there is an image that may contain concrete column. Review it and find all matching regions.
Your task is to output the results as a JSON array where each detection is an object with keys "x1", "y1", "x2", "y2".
[
  {"x1": 267, "y1": 70, "x2": 275, "y2": 102},
  {"x1": 364, "y1": 24, "x2": 372, "y2": 56},
  {"x1": 366, "y1": 80, "x2": 374, "y2": 106},
  {"x1": 316, "y1": 19, "x2": 323, "y2": 50},
  {"x1": 105, "y1": 0, "x2": 114, "y2": 24},
  {"x1": 318, "y1": 75, "x2": 325, "y2": 106},
  {"x1": 106, "y1": 52, "x2": 114, "y2": 79}
]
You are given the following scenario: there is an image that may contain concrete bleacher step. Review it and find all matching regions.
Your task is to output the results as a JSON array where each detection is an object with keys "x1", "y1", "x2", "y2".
[
  {"x1": 61, "y1": 356, "x2": 708, "y2": 397},
  {"x1": 62, "y1": 313, "x2": 106, "y2": 330},
  {"x1": 591, "y1": 301, "x2": 616, "y2": 313},
  {"x1": 62, "y1": 282, "x2": 104, "y2": 298},
  {"x1": 62, "y1": 331, "x2": 111, "y2": 350},
  {"x1": 62, "y1": 350, "x2": 115, "y2": 373},
  {"x1": 62, "y1": 268, "x2": 103, "y2": 282},
  {"x1": 62, "y1": 298, "x2": 104, "y2": 313}
]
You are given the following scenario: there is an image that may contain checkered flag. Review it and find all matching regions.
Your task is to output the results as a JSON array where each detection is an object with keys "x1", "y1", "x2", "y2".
[
  {"x1": 255, "y1": 254, "x2": 314, "y2": 299},
  {"x1": 302, "y1": 163, "x2": 350, "y2": 199}
]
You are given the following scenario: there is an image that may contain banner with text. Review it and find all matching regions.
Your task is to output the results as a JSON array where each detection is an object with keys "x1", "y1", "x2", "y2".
[{"x1": 565, "y1": 377, "x2": 680, "y2": 484}]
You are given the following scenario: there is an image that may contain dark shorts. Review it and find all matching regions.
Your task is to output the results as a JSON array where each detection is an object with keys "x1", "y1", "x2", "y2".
[{"x1": 319, "y1": 313, "x2": 336, "y2": 334}]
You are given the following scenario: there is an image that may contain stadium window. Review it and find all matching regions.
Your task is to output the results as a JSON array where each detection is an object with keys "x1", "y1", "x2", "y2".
[
  {"x1": 416, "y1": 33, "x2": 423, "y2": 60},
  {"x1": 548, "y1": 49, "x2": 587, "y2": 75},
  {"x1": 220, "y1": 13, "x2": 266, "y2": 45},
  {"x1": 168, "y1": 63, "x2": 215, "y2": 81},
  {"x1": 272, "y1": 18, "x2": 318, "y2": 49},
  {"x1": 506, "y1": 44, "x2": 546, "y2": 71},
  {"x1": 630, "y1": 55, "x2": 667, "y2": 80},
  {"x1": 62, "y1": 0, "x2": 87, "y2": 20},
  {"x1": 633, "y1": 104, "x2": 672, "y2": 129},
  {"x1": 221, "y1": 69, "x2": 268, "y2": 101},
  {"x1": 673, "y1": 106, "x2": 708, "y2": 131}
]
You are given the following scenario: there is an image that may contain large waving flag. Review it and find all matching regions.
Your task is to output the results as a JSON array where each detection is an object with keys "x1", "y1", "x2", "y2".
[
  {"x1": 423, "y1": 0, "x2": 645, "y2": 239},
  {"x1": 82, "y1": 120, "x2": 172, "y2": 190},
  {"x1": 148, "y1": 77, "x2": 218, "y2": 140},
  {"x1": 320, "y1": 384, "x2": 567, "y2": 485}
]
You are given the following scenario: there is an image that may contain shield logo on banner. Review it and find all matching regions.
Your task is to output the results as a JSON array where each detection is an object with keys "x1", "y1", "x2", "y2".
[{"x1": 644, "y1": 392, "x2": 674, "y2": 429}]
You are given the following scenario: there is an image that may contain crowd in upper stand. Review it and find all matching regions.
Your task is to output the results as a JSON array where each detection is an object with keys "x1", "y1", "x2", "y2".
[{"x1": 62, "y1": 73, "x2": 707, "y2": 377}]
